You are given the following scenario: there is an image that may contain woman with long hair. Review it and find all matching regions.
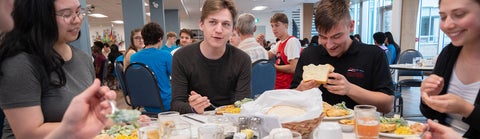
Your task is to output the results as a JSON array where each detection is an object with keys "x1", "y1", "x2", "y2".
[
  {"x1": 384, "y1": 32, "x2": 400, "y2": 64},
  {"x1": 123, "y1": 28, "x2": 144, "y2": 71},
  {"x1": 0, "y1": 0, "x2": 97, "y2": 138}
]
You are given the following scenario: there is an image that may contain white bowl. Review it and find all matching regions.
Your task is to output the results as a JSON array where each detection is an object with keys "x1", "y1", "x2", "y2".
[{"x1": 339, "y1": 124, "x2": 354, "y2": 132}]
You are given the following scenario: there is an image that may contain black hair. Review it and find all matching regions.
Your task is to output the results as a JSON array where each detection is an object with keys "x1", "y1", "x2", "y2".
[
  {"x1": 0, "y1": 0, "x2": 67, "y2": 87},
  {"x1": 141, "y1": 22, "x2": 164, "y2": 46},
  {"x1": 373, "y1": 32, "x2": 386, "y2": 45}
]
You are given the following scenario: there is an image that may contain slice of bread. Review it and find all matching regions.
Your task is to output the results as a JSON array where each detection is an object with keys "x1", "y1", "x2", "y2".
[
  {"x1": 302, "y1": 64, "x2": 335, "y2": 84},
  {"x1": 266, "y1": 105, "x2": 306, "y2": 119}
]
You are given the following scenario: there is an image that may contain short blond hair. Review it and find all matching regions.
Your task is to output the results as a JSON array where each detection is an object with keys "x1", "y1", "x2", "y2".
[{"x1": 166, "y1": 32, "x2": 177, "y2": 38}]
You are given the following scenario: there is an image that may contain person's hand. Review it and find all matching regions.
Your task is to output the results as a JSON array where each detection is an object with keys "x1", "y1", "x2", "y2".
[
  {"x1": 256, "y1": 33, "x2": 265, "y2": 46},
  {"x1": 422, "y1": 119, "x2": 462, "y2": 139},
  {"x1": 296, "y1": 80, "x2": 320, "y2": 91},
  {"x1": 421, "y1": 74, "x2": 444, "y2": 96},
  {"x1": 188, "y1": 91, "x2": 211, "y2": 114},
  {"x1": 421, "y1": 92, "x2": 474, "y2": 117},
  {"x1": 323, "y1": 72, "x2": 351, "y2": 95},
  {"x1": 46, "y1": 79, "x2": 116, "y2": 139}
]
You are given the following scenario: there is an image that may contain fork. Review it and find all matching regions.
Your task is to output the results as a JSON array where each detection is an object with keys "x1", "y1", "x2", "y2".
[{"x1": 420, "y1": 119, "x2": 438, "y2": 138}]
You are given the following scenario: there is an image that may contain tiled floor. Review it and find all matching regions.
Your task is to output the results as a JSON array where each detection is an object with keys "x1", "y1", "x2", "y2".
[
  {"x1": 112, "y1": 86, "x2": 427, "y2": 122},
  {"x1": 396, "y1": 87, "x2": 427, "y2": 123}
]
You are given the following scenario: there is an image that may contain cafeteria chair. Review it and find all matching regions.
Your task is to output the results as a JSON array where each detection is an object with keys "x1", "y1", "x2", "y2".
[
  {"x1": 124, "y1": 62, "x2": 164, "y2": 115},
  {"x1": 394, "y1": 49, "x2": 424, "y2": 116},
  {"x1": 114, "y1": 61, "x2": 131, "y2": 106},
  {"x1": 251, "y1": 59, "x2": 276, "y2": 98}
]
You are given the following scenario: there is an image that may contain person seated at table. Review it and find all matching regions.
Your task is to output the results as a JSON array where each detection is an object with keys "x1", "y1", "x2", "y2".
[
  {"x1": 170, "y1": 0, "x2": 251, "y2": 114},
  {"x1": 171, "y1": 28, "x2": 194, "y2": 55},
  {"x1": 160, "y1": 32, "x2": 179, "y2": 53},
  {"x1": 234, "y1": 13, "x2": 269, "y2": 63},
  {"x1": 420, "y1": 0, "x2": 480, "y2": 138},
  {"x1": 291, "y1": 0, "x2": 394, "y2": 114},
  {"x1": 130, "y1": 22, "x2": 173, "y2": 113}
]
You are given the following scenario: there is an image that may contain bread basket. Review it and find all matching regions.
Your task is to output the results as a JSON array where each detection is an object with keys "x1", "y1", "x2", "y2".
[{"x1": 281, "y1": 113, "x2": 325, "y2": 138}]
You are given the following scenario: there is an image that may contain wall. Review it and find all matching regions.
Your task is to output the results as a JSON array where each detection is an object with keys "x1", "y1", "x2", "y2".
[{"x1": 88, "y1": 25, "x2": 126, "y2": 51}]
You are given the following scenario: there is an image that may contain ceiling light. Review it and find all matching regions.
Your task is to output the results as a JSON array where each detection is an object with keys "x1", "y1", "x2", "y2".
[
  {"x1": 252, "y1": 6, "x2": 267, "y2": 11},
  {"x1": 111, "y1": 20, "x2": 124, "y2": 24},
  {"x1": 144, "y1": 2, "x2": 148, "y2": 6},
  {"x1": 88, "y1": 13, "x2": 108, "y2": 18},
  {"x1": 146, "y1": 12, "x2": 151, "y2": 16}
]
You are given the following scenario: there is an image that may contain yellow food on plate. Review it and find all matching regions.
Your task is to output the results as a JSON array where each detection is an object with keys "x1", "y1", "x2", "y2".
[
  {"x1": 339, "y1": 119, "x2": 355, "y2": 125},
  {"x1": 394, "y1": 126, "x2": 413, "y2": 135},
  {"x1": 215, "y1": 105, "x2": 241, "y2": 115},
  {"x1": 379, "y1": 123, "x2": 397, "y2": 133},
  {"x1": 323, "y1": 102, "x2": 351, "y2": 117}
]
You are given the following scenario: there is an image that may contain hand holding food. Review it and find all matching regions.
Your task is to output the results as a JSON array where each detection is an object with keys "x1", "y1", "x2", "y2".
[
  {"x1": 420, "y1": 74, "x2": 444, "y2": 96},
  {"x1": 323, "y1": 73, "x2": 352, "y2": 95},
  {"x1": 421, "y1": 92, "x2": 474, "y2": 117},
  {"x1": 422, "y1": 119, "x2": 462, "y2": 139},
  {"x1": 302, "y1": 64, "x2": 335, "y2": 84}
]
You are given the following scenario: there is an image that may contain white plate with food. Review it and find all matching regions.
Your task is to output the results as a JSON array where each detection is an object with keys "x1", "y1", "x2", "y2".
[
  {"x1": 323, "y1": 102, "x2": 354, "y2": 120},
  {"x1": 323, "y1": 109, "x2": 354, "y2": 120},
  {"x1": 378, "y1": 116, "x2": 424, "y2": 138}
]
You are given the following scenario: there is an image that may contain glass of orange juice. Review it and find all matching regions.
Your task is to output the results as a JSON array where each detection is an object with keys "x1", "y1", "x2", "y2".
[{"x1": 354, "y1": 105, "x2": 380, "y2": 139}]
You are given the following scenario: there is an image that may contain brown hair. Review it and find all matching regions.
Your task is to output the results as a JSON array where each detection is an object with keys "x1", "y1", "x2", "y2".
[
  {"x1": 315, "y1": 0, "x2": 351, "y2": 34},
  {"x1": 439, "y1": 0, "x2": 480, "y2": 7},
  {"x1": 179, "y1": 28, "x2": 193, "y2": 38},
  {"x1": 270, "y1": 13, "x2": 289, "y2": 24},
  {"x1": 200, "y1": 0, "x2": 237, "y2": 25},
  {"x1": 127, "y1": 28, "x2": 142, "y2": 51}
]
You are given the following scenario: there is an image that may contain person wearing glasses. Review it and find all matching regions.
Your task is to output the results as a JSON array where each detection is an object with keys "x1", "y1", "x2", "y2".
[
  {"x1": 0, "y1": 0, "x2": 104, "y2": 138},
  {"x1": 171, "y1": 0, "x2": 251, "y2": 114},
  {"x1": 123, "y1": 28, "x2": 144, "y2": 71}
]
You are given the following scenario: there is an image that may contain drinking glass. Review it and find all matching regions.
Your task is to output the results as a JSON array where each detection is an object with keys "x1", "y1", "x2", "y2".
[
  {"x1": 158, "y1": 111, "x2": 181, "y2": 123},
  {"x1": 163, "y1": 122, "x2": 191, "y2": 139},
  {"x1": 198, "y1": 124, "x2": 224, "y2": 139},
  {"x1": 354, "y1": 105, "x2": 380, "y2": 139}
]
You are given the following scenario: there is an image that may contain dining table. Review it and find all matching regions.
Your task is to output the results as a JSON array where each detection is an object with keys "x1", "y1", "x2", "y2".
[
  {"x1": 389, "y1": 64, "x2": 434, "y2": 82},
  {"x1": 178, "y1": 112, "x2": 420, "y2": 139}
]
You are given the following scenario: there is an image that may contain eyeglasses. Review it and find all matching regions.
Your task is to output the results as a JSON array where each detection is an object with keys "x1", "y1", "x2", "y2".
[{"x1": 56, "y1": 8, "x2": 86, "y2": 23}]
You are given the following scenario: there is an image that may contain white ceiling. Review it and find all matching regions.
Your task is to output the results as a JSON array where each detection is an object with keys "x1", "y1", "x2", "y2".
[{"x1": 86, "y1": 0, "x2": 319, "y2": 28}]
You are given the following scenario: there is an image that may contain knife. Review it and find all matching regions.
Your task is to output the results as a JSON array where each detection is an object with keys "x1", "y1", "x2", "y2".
[{"x1": 183, "y1": 115, "x2": 205, "y2": 124}]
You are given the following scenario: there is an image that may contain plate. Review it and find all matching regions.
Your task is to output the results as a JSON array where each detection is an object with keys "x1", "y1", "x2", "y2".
[
  {"x1": 379, "y1": 121, "x2": 422, "y2": 138},
  {"x1": 323, "y1": 109, "x2": 354, "y2": 120}
]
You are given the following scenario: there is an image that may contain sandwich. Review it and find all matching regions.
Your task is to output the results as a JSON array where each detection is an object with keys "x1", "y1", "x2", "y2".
[{"x1": 302, "y1": 64, "x2": 335, "y2": 84}]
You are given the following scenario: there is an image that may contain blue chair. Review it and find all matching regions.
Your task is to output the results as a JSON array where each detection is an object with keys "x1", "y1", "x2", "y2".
[
  {"x1": 114, "y1": 61, "x2": 131, "y2": 107},
  {"x1": 251, "y1": 59, "x2": 276, "y2": 98},
  {"x1": 124, "y1": 62, "x2": 164, "y2": 115},
  {"x1": 394, "y1": 49, "x2": 423, "y2": 116}
]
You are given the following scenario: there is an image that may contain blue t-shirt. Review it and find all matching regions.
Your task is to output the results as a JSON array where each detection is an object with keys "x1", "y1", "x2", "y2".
[
  {"x1": 130, "y1": 48, "x2": 172, "y2": 112},
  {"x1": 386, "y1": 44, "x2": 397, "y2": 64},
  {"x1": 115, "y1": 55, "x2": 124, "y2": 63},
  {"x1": 160, "y1": 45, "x2": 179, "y2": 53}
]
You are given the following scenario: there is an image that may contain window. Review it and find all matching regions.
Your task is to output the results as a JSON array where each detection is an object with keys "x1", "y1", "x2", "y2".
[{"x1": 417, "y1": 0, "x2": 442, "y2": 59}]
